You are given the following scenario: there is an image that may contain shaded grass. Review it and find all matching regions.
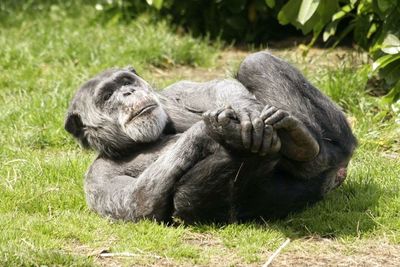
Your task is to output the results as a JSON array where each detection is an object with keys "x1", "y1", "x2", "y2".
[{"x1": 1, "y1": 2, "x2": 399, "y2": 266}]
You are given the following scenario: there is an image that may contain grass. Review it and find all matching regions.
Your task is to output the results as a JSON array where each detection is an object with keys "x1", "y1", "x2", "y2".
[{"x1": 0, "y1": 2, "x2": 399, "y2": 266}]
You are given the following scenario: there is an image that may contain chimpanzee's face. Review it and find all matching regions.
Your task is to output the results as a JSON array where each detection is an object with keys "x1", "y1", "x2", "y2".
[{"x1": 65, "y1": 67, "x2": 168, "y2": 157}]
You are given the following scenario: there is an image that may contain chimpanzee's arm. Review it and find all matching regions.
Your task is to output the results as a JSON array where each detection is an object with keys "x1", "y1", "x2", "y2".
[
  {"x1": 160, "y1": 79, "x2": 265, "y2": 153},
  {"x1": 85, "y1": 121, "x2": 218, "y2": 222}
]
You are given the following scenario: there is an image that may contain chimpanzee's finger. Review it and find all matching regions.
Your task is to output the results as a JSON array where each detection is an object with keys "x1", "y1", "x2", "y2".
[
  {"x1": 264, "y1": 110, "x2": 286, "y2": 126},
  {"x1": 239, "y1": 113, "x2": 252, "y2": 150},
  {"x1": 270, "y1": 130, "x2": 281, "y2": 154},
  {"x1": 224, "y1": 109, "x2": 238, "y2": 121},
  {"x1": 260, "y1": 106, "x2": 278, "y2": 121},
  {"x1": 259, "y1": 125, "x2": 273, "y2": 156},
  {"x1": 210, "y1": 108, "x2": 226, "y2": 123},
  {"x1": 217, "y1": 110, "x2": 232, "y2": 126},
  {"x1": 202, "y1": 110, "x2": 211, "y2": 125},
  {"x1": 251, "y1": 117, "x2": 264, "y2": 153}
]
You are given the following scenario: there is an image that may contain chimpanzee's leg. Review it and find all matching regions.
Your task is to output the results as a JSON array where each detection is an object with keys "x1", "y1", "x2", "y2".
[
  {"x1": 172, "y1": 107, "x2": 280, "y2": 224},
  {"x1": 237, "y1": 51, "x2": 356, "y2": 179},
  {"x1": 235, "y1": 170, "x2": 334, "y2": 221},
  {"x1": 172, "y1": 150, "x2": 239, "y2": 224}
]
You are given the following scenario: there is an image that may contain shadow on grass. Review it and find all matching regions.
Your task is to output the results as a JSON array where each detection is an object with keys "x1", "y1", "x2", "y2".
[
  {"x1": 263, "y1": 177, "x2": 383, "y2": 239},
  {"x1": 191, "y1": 177, "x2": 384, "y2": 240}
]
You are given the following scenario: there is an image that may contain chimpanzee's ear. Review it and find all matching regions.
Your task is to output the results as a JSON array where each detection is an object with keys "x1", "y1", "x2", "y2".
[
  {"x1": 64, "y1": 112, "x2": 84, "y2": 138},
  {"x1": 125, "y1": 65, "x2": 138, "y2": 75}
]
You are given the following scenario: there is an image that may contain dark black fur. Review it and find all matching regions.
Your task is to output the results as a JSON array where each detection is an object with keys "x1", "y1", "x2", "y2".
[{"x1": 65, "y1": 52, "x2": 357, "y2": 223}]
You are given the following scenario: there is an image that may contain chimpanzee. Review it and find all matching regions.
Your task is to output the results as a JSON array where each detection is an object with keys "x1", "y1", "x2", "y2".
[{"x1": 65, "y1": 51, "x2": 356, "y2": 223}]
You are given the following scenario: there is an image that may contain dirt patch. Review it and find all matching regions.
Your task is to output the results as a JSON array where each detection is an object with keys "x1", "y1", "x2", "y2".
[
  {"x1": 65, "y1": 235, "x2": 400, "y2": 266},
  {"x1": 66, "y1": 239, "x2": 126, "y2": 267},
  {"x1": 269, "y1": 238, "x2": 400, "y2": 267},
  {"x1": 180, "y1": 234, "x2": 400, "y2": 267},
  {"x1": 182, "y1": 232, "x2": 251, "y2": 267},
  {"x1": 150, "y1": 46, "x2": 369, "y2": 85},
  {"x1": 271, "y1": 46, "x2": 369, "y2": 70}
]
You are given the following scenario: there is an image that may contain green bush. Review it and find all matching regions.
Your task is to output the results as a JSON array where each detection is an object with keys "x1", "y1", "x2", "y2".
[
  {"x1": 96, "y1": 0, "x2": 298, "y2": 43},
  {"x1": 98, "y1": 0, "x2": 400, "y2": 104},
  {"x1": 276, "y1": 0, "x2": 400, "y2": 103}
]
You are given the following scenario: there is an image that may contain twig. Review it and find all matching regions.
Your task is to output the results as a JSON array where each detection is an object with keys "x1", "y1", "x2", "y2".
[
  {"x1": 99, "y1": 250, "x2": 162, "y2": 259},
  {"x1": 262, "y1": 238, "x2": 291, "y2": 267},
  {"x1": 259, "y1": 216, "x2": 269, "y2": 227},
  {"x1": 99, "y1": 252, "x2": 138, "y2": 258},
  {"x1": 233, "y1": 162, "x2": 244, "y2": 183}
]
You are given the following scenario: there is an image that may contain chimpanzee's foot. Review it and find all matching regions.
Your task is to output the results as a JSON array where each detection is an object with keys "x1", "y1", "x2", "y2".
[
  {"x1": 260, "y1": 105, "x2": 319, "y2": 161},
  {"x1": 260, "y1": 105, "x2": 300, "y2": 130}
]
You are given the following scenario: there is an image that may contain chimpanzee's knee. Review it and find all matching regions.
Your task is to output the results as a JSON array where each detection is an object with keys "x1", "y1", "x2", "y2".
[{"x1": 237, "y1": 51, "x2": 279, "y2": 80}]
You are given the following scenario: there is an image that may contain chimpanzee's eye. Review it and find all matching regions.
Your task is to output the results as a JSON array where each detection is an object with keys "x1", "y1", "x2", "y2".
[
  {"x1": 121, "y1": 78, "x2": 132, "y2": 86},
  {"x1": 103, "y1": 91, "x2": 113, "y2": 101}
]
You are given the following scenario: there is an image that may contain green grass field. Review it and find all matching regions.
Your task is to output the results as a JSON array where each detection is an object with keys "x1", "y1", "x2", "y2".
[{"x1": 1, "y1": 2, "x2": 399, "y2": 266}]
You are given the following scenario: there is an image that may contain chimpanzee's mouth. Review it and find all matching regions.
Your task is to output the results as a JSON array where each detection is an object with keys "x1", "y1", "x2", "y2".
[{"x1": 126, "y1": 104, "x2": 157, "y2": 123}]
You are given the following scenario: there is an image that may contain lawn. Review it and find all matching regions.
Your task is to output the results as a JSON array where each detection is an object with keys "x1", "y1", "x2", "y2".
[{"x1": 0, "y1": 2, "x2": 399, "y2": 266}]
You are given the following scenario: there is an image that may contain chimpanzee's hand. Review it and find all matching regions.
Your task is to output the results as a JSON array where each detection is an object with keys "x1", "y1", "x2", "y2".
[
  {"x1": 230, "y1": 106, "x2": 281, "y2": 156},
  {"x1": 203, "y1": 106, "x2": 243, "y2": 151},
  {"x1": 232, "y1": 107, "x2": 265, "y2": 153},
  {"x1": 203, "y1": 106, "x2": 281, "y2": 156}
]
